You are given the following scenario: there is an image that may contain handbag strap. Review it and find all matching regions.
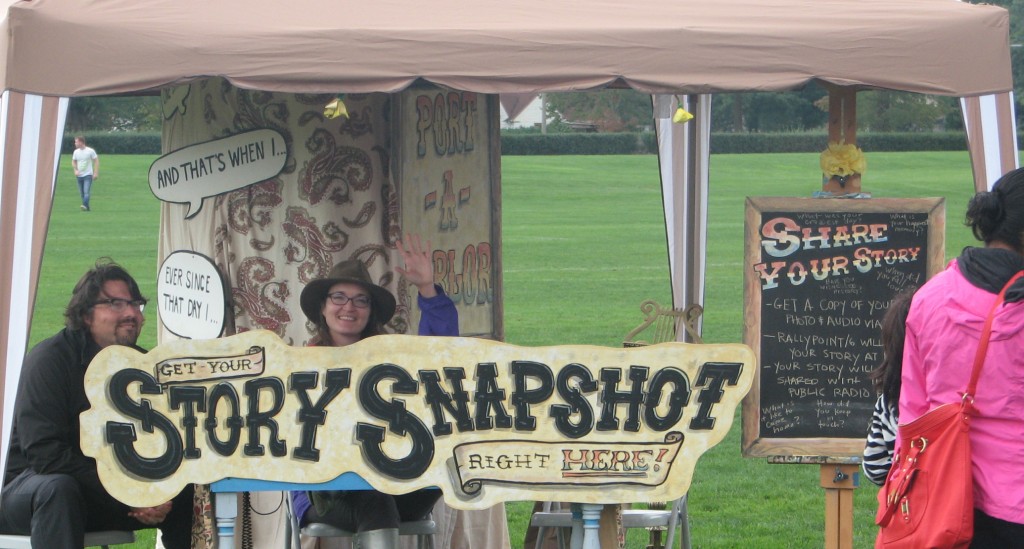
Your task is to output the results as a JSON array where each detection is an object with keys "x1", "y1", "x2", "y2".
[{"x1": 965, "y1": 270, "x2": 1024, "y2": 400}]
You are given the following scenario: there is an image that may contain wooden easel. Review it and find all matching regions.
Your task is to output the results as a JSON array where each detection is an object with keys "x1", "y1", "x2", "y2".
[
  {"x1": 822, "y1": 86, "x2": 862, "y2": 194},
  {"x1": 768, "y1": 455, "x2": 860, "y2": 549},
  {"x1": 819, "y1": 85, "x2": 863, "y2": 548},
  {"x1": 820, "y1": 462, "x2": 860, "y2": 549},
  {"x1": 806, "y1": 88, "x2": 864, "y2": 540},
  {"x1": 819, "y1": 90, "x2": 860, "y2": 544}
]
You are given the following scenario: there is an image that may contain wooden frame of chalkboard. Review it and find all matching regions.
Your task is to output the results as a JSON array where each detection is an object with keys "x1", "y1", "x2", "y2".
[{"x1": 741, "y1": 197, "x2": 945, "y2": 458}]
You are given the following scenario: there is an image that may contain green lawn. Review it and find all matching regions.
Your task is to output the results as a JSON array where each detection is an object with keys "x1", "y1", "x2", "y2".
[
  {"x1": 500, "y1": 152, "x2": 979, "y2": 549},
  {"x1": 34, "y1": 151, "x2": 983, "y2": 548}
]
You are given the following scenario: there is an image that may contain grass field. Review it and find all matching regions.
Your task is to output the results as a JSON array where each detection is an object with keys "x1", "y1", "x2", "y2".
[{"x1": 34, "y1": 152, "x2": 982, "y2": 548}]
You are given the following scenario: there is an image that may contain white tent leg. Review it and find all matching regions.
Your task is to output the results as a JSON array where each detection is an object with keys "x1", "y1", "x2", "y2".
[
  {"x1": 961, "y1": 92, "x2": 1019, "y2": 191},
  {"x1": 0, "y1": 90, "x2": 67, "y2": 485},
  {"x1": 653, "y1": 94, "x2": 711, "y2": 340}
]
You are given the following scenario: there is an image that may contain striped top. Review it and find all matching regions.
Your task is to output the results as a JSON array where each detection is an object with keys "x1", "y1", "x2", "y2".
[{"x1": 863, "y1": 393, "x2": 898, "y2": 486}]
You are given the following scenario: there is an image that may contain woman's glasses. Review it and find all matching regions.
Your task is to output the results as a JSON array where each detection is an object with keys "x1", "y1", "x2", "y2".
[{"x1": 326, "y1": 292, "x2": 371, "y2": 309}]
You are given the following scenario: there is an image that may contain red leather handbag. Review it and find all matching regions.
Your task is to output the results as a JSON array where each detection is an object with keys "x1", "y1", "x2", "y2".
[{"x1": 875, "y1": 271, "x2": 1023, "y2": 549}]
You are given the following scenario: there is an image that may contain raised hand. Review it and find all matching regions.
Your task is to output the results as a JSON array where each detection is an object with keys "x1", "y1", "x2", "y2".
[{"x1": 396, "y1": 233, "x2": 438, "y2": 298}]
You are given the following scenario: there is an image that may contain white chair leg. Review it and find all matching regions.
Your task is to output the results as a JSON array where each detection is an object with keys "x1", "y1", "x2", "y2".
[
  {"x1": 580, "y1": 504, "x2": 602, "y2": 549},
  {"x1": 569, "y1": 504, "x2": 584, "y2": 549},
  {"x1": 214, "y1": 492, "x2": 238, "y2": 549}
]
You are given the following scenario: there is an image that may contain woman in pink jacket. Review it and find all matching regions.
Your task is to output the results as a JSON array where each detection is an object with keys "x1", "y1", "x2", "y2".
[{"x1": 900, "y1": 167, "x2": 1024, "y2": 547}]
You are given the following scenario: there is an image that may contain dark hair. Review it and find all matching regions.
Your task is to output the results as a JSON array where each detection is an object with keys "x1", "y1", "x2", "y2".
[
  {"x1": 74, "y1": 136, "x2": 86, "y2": 144},
  {"x1": 64, "y1": 258, "x2": 144, "y2": 330},
  {"x1": 869, "y1": 286, "x2": 917, "y2": 404},
  {"x1": 311, "y1": 300, "x2": 387, "y2": 346},
  {"x1": 965, "y1": 167, "x2": 1024, "y2": 252}
]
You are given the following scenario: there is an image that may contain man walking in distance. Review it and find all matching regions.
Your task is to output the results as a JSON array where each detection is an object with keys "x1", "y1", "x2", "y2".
[
  {"x1": 72, "y1": 136, "x2": 98, "y2": 211},
  {"x1": 0, "y1": 259, "x2": 194, "y2": 548}
]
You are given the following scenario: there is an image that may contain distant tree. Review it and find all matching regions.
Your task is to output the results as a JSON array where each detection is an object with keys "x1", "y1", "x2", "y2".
[
  {"x1": 546, "y1": 87, "x2": 832, "y2": 133},
  {"x1": 713, "y1": 86, "x2": 828, "y2": 132},
  {"x1": 854, "y1": 91, "x2": 953, "y2": 132},
  {"x1": 65, "y1": 96, "x2": 162, "y2": 132}
]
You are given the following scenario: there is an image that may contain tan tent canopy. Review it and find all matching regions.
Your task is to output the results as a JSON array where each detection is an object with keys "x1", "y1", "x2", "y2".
[
  {"x1": 0, "y1": 0, "x2": 1012, "y2": 98},
  {"x1": 0, "y1": 3, "x2": 1017, "y2": 528}
]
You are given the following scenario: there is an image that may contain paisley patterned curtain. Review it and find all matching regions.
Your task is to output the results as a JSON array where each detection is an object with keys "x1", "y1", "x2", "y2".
[
  {"x1": 157, "y1": 78, "x2": 508, "y2": 549},
  {"x1": 159, "y1": 78, "x2": 402, "y2": 347}
]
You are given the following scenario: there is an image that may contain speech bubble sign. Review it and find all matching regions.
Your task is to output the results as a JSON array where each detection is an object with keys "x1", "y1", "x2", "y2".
[
  {"x1": 157, "y1": 251, "x2": 227, "y2": 340},
  {"x1": 148, "y1": 128, "x2": 287, "y2": 218}
]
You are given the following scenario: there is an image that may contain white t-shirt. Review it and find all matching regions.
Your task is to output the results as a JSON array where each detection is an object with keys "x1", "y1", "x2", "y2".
[{"x1": 73, "y1": 146, "x2": 97, "y2": 176}]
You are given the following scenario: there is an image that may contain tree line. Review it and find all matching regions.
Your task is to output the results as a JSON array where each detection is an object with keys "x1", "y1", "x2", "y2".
[
  {"x1": 539, "y1": 87, "x2": 963, "y2": 134},
  {"x1": 536, "y1": 0, "x2": 1023, "y2": 134}
]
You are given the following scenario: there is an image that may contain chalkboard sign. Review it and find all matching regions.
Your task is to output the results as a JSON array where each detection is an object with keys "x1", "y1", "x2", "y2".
[{"x1": 741, "y1": 197, "x2": 945, "y2": 458}]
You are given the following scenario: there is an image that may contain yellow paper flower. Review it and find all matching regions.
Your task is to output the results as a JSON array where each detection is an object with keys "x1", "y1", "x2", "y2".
[
  {"x1": 324, "y1": 96, "x2": 349, "y2": 119},
  {"x1": 819, "y1": 142, "x2": 866, "y2": 178},
  {"x1": 673, "y1": 107, "x2": 694, "y2": 124}
]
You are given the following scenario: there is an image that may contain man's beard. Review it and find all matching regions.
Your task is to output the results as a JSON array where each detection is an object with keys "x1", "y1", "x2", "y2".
[{"x1": 115, "y1": 321, "x2": 140, "y2": 346}]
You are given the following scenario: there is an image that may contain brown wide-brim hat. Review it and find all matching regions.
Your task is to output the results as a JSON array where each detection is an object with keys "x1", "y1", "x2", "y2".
[{"x1": 299, "y1": 259, "x2": 397, "y2": 325}]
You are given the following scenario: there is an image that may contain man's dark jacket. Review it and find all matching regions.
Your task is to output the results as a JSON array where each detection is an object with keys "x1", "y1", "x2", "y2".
[{"x1": 4, "y1": 327, "x2": 137, "y2": 499}]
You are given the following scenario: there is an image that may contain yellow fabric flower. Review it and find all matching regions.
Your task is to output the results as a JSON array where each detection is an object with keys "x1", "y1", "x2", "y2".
[
  {"x1": 819, "y1": 142, "x2": 866, "y2": 178},
  {"x1": 673, "y1": 107, "x2": 694, "y2": 124},
  {"x1": 324, "y1": 96, "x2": 349, "y2": 119}
]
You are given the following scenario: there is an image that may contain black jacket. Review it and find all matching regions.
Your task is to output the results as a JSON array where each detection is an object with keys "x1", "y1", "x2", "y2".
[
  {"x1": 957, "y1": 246, "x2": 1024, "y2": 302},
  {"x1": 3, "y1": 328, "x2": 138, "y2": 499}
]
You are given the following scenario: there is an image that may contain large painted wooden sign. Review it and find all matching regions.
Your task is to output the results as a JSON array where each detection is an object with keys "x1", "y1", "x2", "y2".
[
  {"x1": 396, "y1": 86, "x2": 501, "y2": 339},
  {"x1": 80, "y1": 331, "x2": 754, "y2": 509}
]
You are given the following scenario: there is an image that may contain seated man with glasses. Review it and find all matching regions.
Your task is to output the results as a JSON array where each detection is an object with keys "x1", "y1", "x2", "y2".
[{"x1": 0, "y1": 258, "x2": 194, "y2": 549}]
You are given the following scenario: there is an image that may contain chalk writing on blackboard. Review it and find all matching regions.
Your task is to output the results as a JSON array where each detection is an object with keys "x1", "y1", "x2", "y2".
[{"x1": 742, "y1": 197, "x2": 945, "y2": 458}]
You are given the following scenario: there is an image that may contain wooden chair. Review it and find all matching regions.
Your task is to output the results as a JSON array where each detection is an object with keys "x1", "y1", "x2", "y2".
[
  {"x1": 0, "y1": 530, "x2": 135, "y2": 549},
  {"x1": 283, "y1": 491, "x2": 437, "y2": 549}
]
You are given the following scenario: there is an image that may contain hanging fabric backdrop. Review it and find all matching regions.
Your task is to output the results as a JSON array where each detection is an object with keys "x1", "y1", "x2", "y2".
[{"x1": 156, "y1": 78, "x2": 509, "y2": 549}]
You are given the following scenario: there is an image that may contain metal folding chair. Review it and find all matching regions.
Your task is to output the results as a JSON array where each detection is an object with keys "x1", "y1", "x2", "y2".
[
  {"x1": 528, "y1": 299, "x2": 702, "y2": 549},
  {"x1": 530, "y1": 498, "x2": 690, "y2": 549},
  {"x1": 283, "y1": 491, "x2": 437, "y2": 549}
]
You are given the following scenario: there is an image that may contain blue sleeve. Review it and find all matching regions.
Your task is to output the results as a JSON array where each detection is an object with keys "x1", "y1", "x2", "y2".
[
  {"x1": 290, "y1": 491, "x2": 312, "y2": 526},
  {"x1": 417, "y1": 284, "x2": 459, "y2": 336}
]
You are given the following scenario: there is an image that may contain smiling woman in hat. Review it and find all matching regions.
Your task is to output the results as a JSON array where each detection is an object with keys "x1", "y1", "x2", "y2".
[
  {"x1": 290, "y1": 234, "x2": 458, "y2": 549},
  {"x1": 300, "y1": 257, "x2": 398, "y2": 346}
]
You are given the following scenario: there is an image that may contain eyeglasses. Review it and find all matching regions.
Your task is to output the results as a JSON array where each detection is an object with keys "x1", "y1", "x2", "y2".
[
  {"x1": 326, "y1": 292, "x2": 371, "y2": 308},
  {"x1": 93, "y1": 298, "x2": 147, "y2": 313}
]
